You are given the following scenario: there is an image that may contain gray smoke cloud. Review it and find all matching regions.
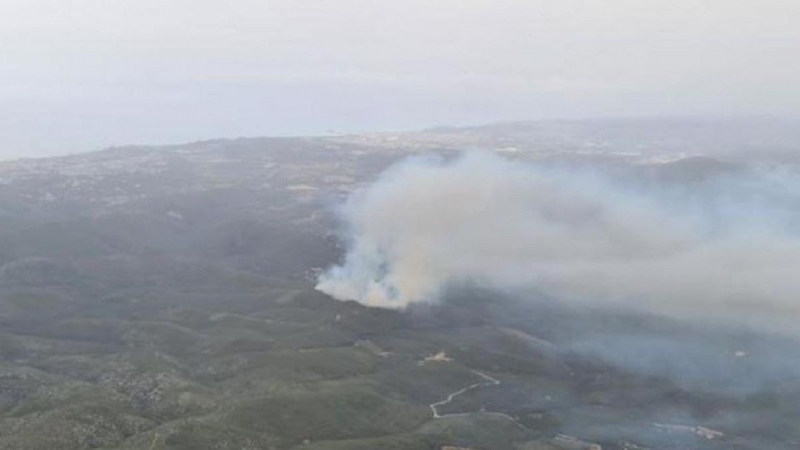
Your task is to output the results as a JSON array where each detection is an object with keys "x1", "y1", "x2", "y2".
[{"x1": 316, "y1": 152, "x2": 800, "y2": 325}]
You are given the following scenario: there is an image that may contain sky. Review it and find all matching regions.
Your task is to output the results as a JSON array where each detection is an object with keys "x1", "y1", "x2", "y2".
[{"x1": 1, "y1": 0, "x2": 799, "y2": 159}]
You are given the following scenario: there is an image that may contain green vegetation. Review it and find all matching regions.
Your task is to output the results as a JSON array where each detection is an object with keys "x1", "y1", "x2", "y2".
[{"x1": 0, "y1": 134, "x2": 797, "y2": 449}]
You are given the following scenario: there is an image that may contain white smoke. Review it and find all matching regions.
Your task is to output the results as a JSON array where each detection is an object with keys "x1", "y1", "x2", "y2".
[{"x1": 316, "y1": 152, "x2": 800, "y2": 321}]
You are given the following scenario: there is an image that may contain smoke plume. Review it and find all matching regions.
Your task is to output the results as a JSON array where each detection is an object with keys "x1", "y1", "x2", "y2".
[{"x1": 316, "y1": 152, "x2": 800, "y2": 323}]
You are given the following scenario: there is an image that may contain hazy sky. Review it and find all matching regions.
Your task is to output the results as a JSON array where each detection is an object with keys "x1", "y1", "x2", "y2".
[{"x1": 1, "y1": 0, "x2": 799, "y2": 159}]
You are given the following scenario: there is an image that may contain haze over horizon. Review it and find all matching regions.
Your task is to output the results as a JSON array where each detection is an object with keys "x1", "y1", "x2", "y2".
[
  {"x1": 2, "y1": 0, "x2": 799, "y2": 159},
  {"x1": 3, "y1": 3, "x2": 800, "y2": 449}
]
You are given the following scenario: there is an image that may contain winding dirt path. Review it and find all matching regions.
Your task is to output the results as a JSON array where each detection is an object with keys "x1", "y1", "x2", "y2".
[{"x1": 429, "y1": 370, "x2": 501, "y2": 418}]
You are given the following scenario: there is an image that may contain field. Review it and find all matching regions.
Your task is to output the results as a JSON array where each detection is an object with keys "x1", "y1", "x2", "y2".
[{"x1": 1, "y1": 120, "x2": 799, "y2": 449}]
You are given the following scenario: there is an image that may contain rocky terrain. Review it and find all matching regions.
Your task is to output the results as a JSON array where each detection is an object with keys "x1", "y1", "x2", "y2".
[{"x1": 1, "y1": 119, "x2": 799, "y2": 449}]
